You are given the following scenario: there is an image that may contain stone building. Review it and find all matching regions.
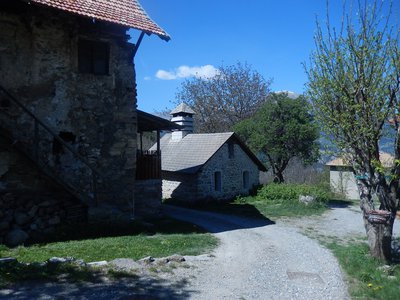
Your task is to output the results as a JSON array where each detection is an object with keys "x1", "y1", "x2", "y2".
[
  {"x1": 0, "y1": 0, "x2": 169, "y2": 245},
  {"x1": 152, "y1": 104, "x2": 267, "y2": 202}
]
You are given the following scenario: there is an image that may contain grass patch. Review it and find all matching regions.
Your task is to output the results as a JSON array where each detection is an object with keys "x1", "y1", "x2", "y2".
[
  {"x1": 166, "y1": 183, "x2": 333, "y2": 220},
  {"x1": 0, "y1": 217, "x2": 218, "y2": 286},
  {"x1": 0, "y1": 233, "x2": 218, "y2": 263},
  {"x1": 30, "y1": 217, "x2": 207, "y2": 245},
  {"x1": 327, "y1": 242, "x2": 400, "y2": 300}
]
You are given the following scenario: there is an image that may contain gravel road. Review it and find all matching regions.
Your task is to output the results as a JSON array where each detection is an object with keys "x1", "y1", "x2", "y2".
[
  {"x1": 164, "y1": 205, "x2": 350, "y2": 300},
  {"x1": 2, "y1": 203, "x2": 399, "y2": 299}
]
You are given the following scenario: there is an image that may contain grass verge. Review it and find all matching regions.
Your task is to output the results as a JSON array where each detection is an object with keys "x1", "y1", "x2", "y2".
[
  {"x1": 0, "y1": 233, "x2": 218, "y2": 263},
  {"x1": 166, "y1": 183, "x2": 335, "y2": 220},
  {"x1": 0, "y1": 217, "x2": 218, "y2": 286},
  {"x1": 327, "y1": 242, "x2": 400, "y2": 300}
]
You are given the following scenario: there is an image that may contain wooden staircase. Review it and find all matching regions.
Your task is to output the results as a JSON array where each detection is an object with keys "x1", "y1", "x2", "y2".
[{"x1": 0, "y1": 85, "x2": 99, "y2": 207}]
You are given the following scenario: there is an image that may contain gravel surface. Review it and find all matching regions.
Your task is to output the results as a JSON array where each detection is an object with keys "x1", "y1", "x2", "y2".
[
  {"x1": 2, "y1": 203, "x2": 399, "y2": 299},
  {"x1": 164, "y1": 205, "x2": 350, "y2": 300}
]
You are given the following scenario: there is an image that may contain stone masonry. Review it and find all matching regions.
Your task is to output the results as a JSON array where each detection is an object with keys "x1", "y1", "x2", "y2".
[
  {"x1": 162, "y1": 142, "x2": 260, "y2": 202},
  {"x1": 0, "y1": 3, "x2": 137, "y2": 206}
]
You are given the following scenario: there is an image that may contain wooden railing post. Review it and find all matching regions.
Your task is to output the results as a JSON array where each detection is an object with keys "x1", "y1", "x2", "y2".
[{"x1": 33, "y1": 119, "x2": 39, "y2": 161}]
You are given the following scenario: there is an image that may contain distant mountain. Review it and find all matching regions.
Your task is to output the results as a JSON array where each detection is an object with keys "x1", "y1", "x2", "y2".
[{"x1": 274, "y1": 90, "x2": 300, "y2": 99}]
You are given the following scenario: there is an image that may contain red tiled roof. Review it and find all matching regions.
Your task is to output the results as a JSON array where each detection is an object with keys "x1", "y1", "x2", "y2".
[{"x1": 30, "y1": 0, "x2": 170, "y2": 41}]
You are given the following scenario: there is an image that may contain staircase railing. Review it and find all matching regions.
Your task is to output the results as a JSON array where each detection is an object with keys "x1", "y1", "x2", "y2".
[{"x1": 0, "y1": 85, "x2": 100, "y2": 205}]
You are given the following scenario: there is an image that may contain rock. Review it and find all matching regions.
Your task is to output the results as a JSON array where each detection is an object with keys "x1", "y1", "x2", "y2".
[
  {"x1": 0, "y1": 220, "x2": 10, "y2": 231},
  {"x1": 28, "y1": 205, "x2": 39, "y2": 217},
  {"x1": 166, "y1": 254, "x2": 186, "y2": 263},
  {"x1": 88, "y1": 261, "x2": 108, "y2": 267},
  {"x1": 5, "y1": 229, "x2": 29, "y2": 247},
  {"x1": 48, "y1": 215, "x2": 61, "y2": 225},
  {"x1": 14, "y1": 212, "x2": 30, "y2": 225},
  {"x1": 139, "y1": 256, "x2": 155, "y2": 264},
  {"x1": 110, "y1": 258, "x2": 140, "y2": 270},
  {"x1": 0, "y1": 257, "x2": 17, "y2": 265},
  {"x1": 299, "y1": 195, "x2": 316, "y2": 205},
  {"x1": 48, "y1": 257, "x2": 74, "y2": 264},
  {"x1": 377, "y1": 265, "x2": 391, "y2": 273},
  {"x1": 39, "y1": 200, "x2": 52, "y2": 207},
  {"x1": 3, "y1": 193, "x2": 14, "y2": 202}
]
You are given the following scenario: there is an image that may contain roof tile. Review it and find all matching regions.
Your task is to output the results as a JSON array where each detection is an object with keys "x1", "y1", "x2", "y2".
[{"x1": 30, "y1": 0, "x2": 170, "y2": 41}]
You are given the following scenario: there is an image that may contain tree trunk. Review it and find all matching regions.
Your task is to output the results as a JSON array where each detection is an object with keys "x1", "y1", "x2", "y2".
[
  {"x1": 362, "y1": 212, "x2": 394, "y2": 261},
  {"x1": 273, "y1": 172, "x2": 284, "y2": 183},
  {"x1": 357, "y1": 179, "x2": 395, "y2": 261}
]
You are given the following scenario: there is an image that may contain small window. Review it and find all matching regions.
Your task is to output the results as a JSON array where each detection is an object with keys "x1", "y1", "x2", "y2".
[
  {"x1": 243, "y1": 171, "x2": 249, "y2": 189},
  {"x1": 214, "y1": 171, "x2": 222, "y2": 192},
  {"x1": 228, "y1": 143, "x2": 234, "y2": 158},
  {"x1": 78, "y1": 39, "x2": 109, "y2": 75}
]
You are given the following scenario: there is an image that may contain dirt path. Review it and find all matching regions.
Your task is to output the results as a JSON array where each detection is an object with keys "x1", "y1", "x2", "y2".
[
  {"x1": 3, "y1": 204, "x2": 398, "y2": 299},
  {"x1": 164, "y1": 205, "x2": 350, "y2": 300}
]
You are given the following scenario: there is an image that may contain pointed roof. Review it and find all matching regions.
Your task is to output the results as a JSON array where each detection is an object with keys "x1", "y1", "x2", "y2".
[
  {"x1": 326, "y1": 152, "x2": 394, "y2": 168},
  {"x1": 170, "y1": 103, "x2": 196, "y2": 115},
  {"x1": 151, "y1": 132, "x2": 266, "y2": 174},
  {"x1": 30, "y1": 0, "x2": 170, "y2": 41}
]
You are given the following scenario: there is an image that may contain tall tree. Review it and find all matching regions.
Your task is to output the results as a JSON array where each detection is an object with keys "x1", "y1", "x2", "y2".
[
  {"x1": 176, "y1": 62, "x2": 272, "y2": 133},
  {"x1": 234, "y1": 93, "x2": 320, "y2": 183},
  {"x1": 306, "y1": 1, "x2": 400, "y2": 261}
]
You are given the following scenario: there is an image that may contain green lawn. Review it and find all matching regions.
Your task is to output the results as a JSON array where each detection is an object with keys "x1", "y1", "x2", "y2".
[
  {"x1": 327, "y1": 242, "x2": 400, "y2": 300},
  {"x1": 0, "y1": 233, "x2": 218, "y2": 263},
  {"x1": 0, "y1": 217, "x2": 218, "y2": 286},
  {"x1": 166, "y1": 183, "x2": 333, "y2": 220},
  {"x1": 0, "y1": 217, "x2": 218, "y2": 262}
]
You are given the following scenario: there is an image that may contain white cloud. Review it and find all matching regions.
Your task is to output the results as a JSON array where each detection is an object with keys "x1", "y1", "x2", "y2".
[
  {"x1": 155, "y1": 70, "x2": 177, "y2": 80},
  {"x1": 143, "y1": 76, "x2": 151, "y2": 81},
  {"x1": 155, "y1": 65, "x2": 219, "y2": 80}
]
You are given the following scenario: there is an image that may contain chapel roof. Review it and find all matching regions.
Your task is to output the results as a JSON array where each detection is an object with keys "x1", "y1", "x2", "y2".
[
  {"x1": 152, "y1": 132, "x2": 266, "y2": 174},
  {"x1": 30, "y1": 0, "x2": 170, "y2": 41},
  {"x1": 170, "y1": 103, "x2": 196, "y2": 115}
]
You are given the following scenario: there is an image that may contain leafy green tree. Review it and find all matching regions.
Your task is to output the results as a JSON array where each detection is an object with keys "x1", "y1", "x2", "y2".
[
  {"x1": 234, "y1": 93, "x2": 320, "y2": 183},
  {"x1": 305, "y1": 1, "x2": 400, "y2": 261},
  {"x1": 176, "y1": 62, "x2": 272, "y2": 133}
]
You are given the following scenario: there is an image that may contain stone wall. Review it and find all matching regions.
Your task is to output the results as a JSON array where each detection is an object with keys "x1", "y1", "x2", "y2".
[
  {"x1": 0, "y1": 135, "x2": 87, "y2": 246},
  {"x1": 0, "y1": 3, "x2": 137, "y2": 209},
  {"x1": 162, "y1": 172, "x2": 198, "y2": 202},
  {"x1": 135, "y1": 179, "x2": 162, "y2": 217},
  {"x1": 197, "y1": 143, "x2": 260, "y2": 200},
  {"x1": 161, "y1": 142, "x2": 260, "y2": 202}
]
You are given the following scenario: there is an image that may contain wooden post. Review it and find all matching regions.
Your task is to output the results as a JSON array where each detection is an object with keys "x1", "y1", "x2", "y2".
[{"x1": 33, "y1": 120, "x2": 39, "y2": 161}]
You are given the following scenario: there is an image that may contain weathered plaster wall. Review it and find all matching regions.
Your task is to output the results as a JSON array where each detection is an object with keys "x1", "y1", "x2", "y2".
[
  {"x1": 0, "y1": 4, "x2": 137, "y2": 208},
  {"x1": 329, "y1": 167, "x2": 359, "y2": 200}
]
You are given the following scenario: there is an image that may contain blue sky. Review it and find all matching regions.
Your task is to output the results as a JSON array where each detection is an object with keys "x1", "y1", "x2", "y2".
[{"x1": 131, "y1": 0, "x2": 399, "y2": 113}]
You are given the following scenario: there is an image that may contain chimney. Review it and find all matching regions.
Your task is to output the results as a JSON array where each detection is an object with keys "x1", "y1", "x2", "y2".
[{"x1": 170, "y1": 103, "x2": 195, "y2": 141}]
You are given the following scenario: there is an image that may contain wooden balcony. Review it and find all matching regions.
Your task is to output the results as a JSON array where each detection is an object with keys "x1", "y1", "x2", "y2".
[{"x1": 136, "y1": 150, "x2": 161, "y2": 180}]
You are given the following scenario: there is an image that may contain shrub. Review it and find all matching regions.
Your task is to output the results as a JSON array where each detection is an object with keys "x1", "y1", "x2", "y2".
[{"x1": 255, "y1": 183, "x2": 332, "y2": 204}]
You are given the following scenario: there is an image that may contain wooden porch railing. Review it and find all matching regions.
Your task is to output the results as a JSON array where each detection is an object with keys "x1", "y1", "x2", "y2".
[{"x1": 136, "y1": 150, "x2": 161, "y2": 180}]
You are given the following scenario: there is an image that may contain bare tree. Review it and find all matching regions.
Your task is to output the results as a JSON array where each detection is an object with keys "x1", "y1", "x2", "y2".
[
  {"x1": 306, "y1": 0, "x2": 400, "y2": 261},
  {"x1": 176, "y1": 62, "x2": 272, "y2": 133}
]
